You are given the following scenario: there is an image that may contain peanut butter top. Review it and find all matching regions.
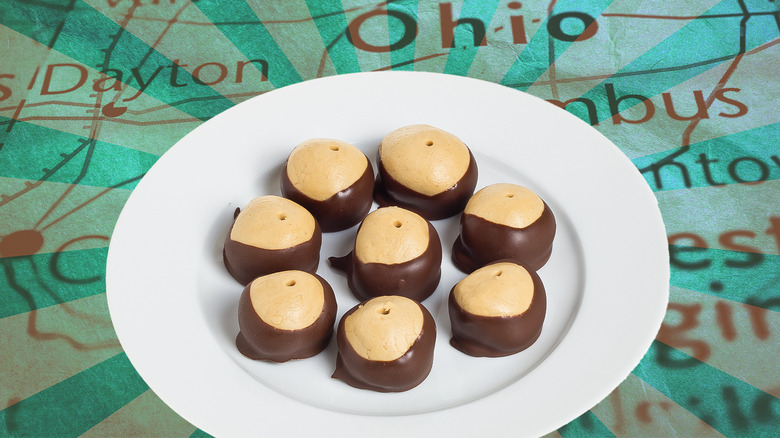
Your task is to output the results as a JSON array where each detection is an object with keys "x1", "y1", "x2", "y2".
[
  {"x1": 379, "y1": 124, "x2": 470, "y2": 196},
  {"x1": 286, "y1": 138, "x2": 369, "y2": 201},
  {"x1": 344, "y1": 296, "x2": 424, "y2": 361},
  {"x1": 453, "y1": 262, "x2": 534, "y2": 317},
  {"x1": 354, "y1": 207, "x2": 430, "y2": 264},
  {"x1": 230, "y1": 195, "x2": 315, "y2": 249},
  {"x1": 249, "y1": 270, "x2": 325, "y2": 330},
  {"x1": 464, "y1": 183, "x2": 544, "y2": 229}
]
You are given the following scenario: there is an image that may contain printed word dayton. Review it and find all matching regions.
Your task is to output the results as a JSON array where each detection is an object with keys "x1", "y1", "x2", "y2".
[{"x1": 0, "y1": 59, "x2": 269, "y2": 102}]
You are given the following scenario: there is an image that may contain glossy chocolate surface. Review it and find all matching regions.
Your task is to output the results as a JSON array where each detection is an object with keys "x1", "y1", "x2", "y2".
[
  {"x1": 449, "y1": 266, "x2": 546, "y2": 357},
  {"x1": 281, "y1": 158, "x2": 375, "y2": 232},
  {"x1": 332, "y1": 299, "x2": 436, "y2": 392},
  {"x1": 374, "y1": 150, "x2": 478, "y2": 220},
  {"x1": 223, "y1": 208, "x2": 322, "y2": 285},
  {"x1": 328, "y1": 221, "x2": 442, "y2": 302},
  {"x1": 236, "y1": 273, "x2": 337, "y2": 362},
  {"x1": 452, "y1": 202, "x2": 556, "y2": 273}
]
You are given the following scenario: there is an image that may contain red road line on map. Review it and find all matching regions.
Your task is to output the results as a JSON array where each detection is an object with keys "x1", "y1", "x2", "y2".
[
  {"x1": 126, "y1": 91, "x2": 266, "y2": 115},
  {"x1": 84, "y1": 92, "x2": 105, "y2": 145},
  {"x1": 8, "y1": 100, "x2": 26, "y2": 125},
  {"x1": 100, "y1": 2, "x2": 157, "y2": 109},
  {"x1": 0, "y1": 181, "x2": 43, "y2": 208},
  {"x1": 547, "y1": 0, "x2": 558, "y2": 15},
  {"x1": 546, "y1": 0, "x2": 559, "y2": 97},
  {"x1": 682, "y1": 38, "x2": 780, "y2": 147},
  {"x1": 0, "y1": 92, "x2": 264, "y2": 119},
  {"x1": 527, "y1": 37, "x2": 779, "y2": 88},
  {"x1": 546, "y1": 14, "x2": 600, "y2": 99},
  {"x1": 35, "y1": 239, "x2": 114, "y2": 326},
  {"x1": 29, "y1": 90, "x2": 103, "y2": 230},
  {"x1": 13, "y1": 116, "x2": 200, "y2": 126},
  {"x1": 681, "y1": 53, "x2": 744, "y2": 147},
  {"x1": 0, "y1": 101, "x2": 95, "y2": 112},
  {"x1": 610, "y1": 388, "x2": 626, "y2": 434},
  {"x1": 141, "y1": 2, "x2": 192, "y2": 69},
  {"x1": 601, "y1": 13, "x2": 742, "y2": 20},
  {"x1": 32, "y1": 89, "x2": 105, "y2": 229},
  {"x1": 601, "y1": 11, "x2": 779, "y2": 21},
  {"x1": 33, "y1": 184, "x2": 79, "y2": 230},
  {"x1": 34, "y1": 91, "x2": 104, "y2": 231},
  {"x1": 372, "y1": 53, "x2": 448, "y2": 71},
  {"x1": 39, "y1": 187, "x2": 113, "y2": 231},
  {"x1": 26, "y1": 304, "x2": 121, "y2": 350},
  {"x1": 96, "y1": 1, "x2": 269, "y2": 113},
  {"x1": 129, "y1": 3, "x2": 373, "y2": 26},
  {"x1": 2, "y1": 257, "x2": 120, "y2": 351}
]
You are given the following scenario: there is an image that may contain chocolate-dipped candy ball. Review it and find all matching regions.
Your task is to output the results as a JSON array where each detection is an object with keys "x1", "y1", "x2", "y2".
[
  {"x1": 223, "y1": 195, "x2": 322, "y2": 285},
  {"x1": 332, "y1": 295, "x2": 436, "y2": 392},
  {"x1": 452, "y1": 183, "x2": 556, "y2": 273},
  {"x1": 449, "y1": 262, "x2": 546, "y2": 357},
  {"x1": 374, "y1": 124, "x2": 478, "y2": 220},
  {"x1": 281, "y1": 138, "x2": 374, "y2": 232},
  {"x1": 329, "y1": 206, "x2": 442, "y2": 302},
  {"x1": 236, "y1": 270, "x2": 337, "y2": 362}
]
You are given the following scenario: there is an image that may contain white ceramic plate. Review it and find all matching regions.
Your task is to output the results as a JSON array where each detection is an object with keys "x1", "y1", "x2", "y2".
[{"x1": 107, "y1": 72, "x2": 668, "y2": 437}]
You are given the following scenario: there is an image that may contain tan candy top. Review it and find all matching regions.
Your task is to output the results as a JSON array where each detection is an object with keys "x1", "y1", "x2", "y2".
[
  {"x1": 453, "y1": 262, "x2": 534, "y2": 317},
  {"x1": 464, "y1": 183, "x2": 544, "y2": 229},
  {"x1": 344, "y1": 296, "x2": 424, "y2": 361},
  {"x1": 286, "y1": 138, "x2": 369, "y2": 201},
  {"x1": 230, "y1": 195, "x2": 315, "y2": 249},
  {"x1": 355, "y1": 207, "x2": 429, "y2": 264},
  {"x1": 249, "y1": 270, "x2": 324, "y2": 330},
  {"x1": 379, "y1": 124, "x2": 470, "y2": 196}
]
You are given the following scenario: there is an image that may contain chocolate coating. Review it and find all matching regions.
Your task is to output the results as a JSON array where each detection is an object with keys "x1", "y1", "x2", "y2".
[
  {"x1": 328, "y1": 221, "x2": 442, "y2": 302},
  {"x1": 452, "y1": 202, "x2": 556, "y2": 273},
  {"x1": 332, "y1": 299, "x2": 436, "y2": 392},
  {"x1": 449, "y1": 266, "x2": 546, "y2": 357},
  {"x1": 236, "y1": 273, "x2": 337, "y2": 362},
  {"x1": 281, "y1": 158, "x2": 375, "y2": 232},
  {"x1": 374, "y1": 150, "x2": 478, "y2": 220},
  {"x1": 223, "y1": 208, "x2": 322, "y2": 285}
]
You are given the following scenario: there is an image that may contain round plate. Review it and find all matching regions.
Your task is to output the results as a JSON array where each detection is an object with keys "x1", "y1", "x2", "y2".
[{"x1": 106, "y1": 71, "x2": 668, "y2": 437}]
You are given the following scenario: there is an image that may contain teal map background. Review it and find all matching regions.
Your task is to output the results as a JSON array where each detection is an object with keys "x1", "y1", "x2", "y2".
[{"x1": 1, "y1": 0, "x2": 778, "y2": 436}]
